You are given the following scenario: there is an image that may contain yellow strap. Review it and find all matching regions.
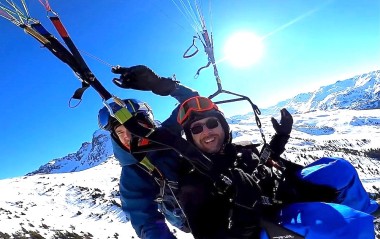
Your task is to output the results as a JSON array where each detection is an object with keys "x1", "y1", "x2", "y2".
[
  {"x1": 23, "y1": 26, "x2": 49, "y2": 45},
  {"x1": 114, "y1": 105, "x2": 157, "y2": 174},
  {"x1": 140, "y1": 156, "x2": 156, "y2": 173},
  {"x1": 114, "y1": 106, "x2": 154, "y2": 137},
  {"x1": 114, "y1": 107, "x2": 132, "y2": 124}
]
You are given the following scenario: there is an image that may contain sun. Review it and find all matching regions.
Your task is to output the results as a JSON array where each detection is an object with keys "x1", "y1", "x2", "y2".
[{"x1": 223, "y1": 31, "x2": 264, "y2": 68}]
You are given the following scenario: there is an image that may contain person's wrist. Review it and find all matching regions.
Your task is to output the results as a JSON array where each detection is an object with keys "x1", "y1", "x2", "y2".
[{"x1": 153, "y1": 77, "x2": 177, "y2": 95}]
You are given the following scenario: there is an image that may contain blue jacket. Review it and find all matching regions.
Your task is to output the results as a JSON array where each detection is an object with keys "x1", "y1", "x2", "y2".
[{"x1": 112, "y1": 84, "x2": 198, "y2": 239}]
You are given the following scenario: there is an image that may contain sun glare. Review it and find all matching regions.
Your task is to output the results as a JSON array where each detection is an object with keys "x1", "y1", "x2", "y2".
[{"x1": 223, "y1": 31, "x2": 264, "y2": 68}]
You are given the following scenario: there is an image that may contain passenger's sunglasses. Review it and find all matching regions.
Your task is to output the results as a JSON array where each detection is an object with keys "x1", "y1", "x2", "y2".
[{"x1": 190, "y1": 118, "x2": 219, "y2": 135}]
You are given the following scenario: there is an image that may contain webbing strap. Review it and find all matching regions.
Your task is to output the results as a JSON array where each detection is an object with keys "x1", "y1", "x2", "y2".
[
  {"x1": 48, "y1": 16, "x2": 112, "y2": 100},
  {"x1": 140, "y1": 157, "x2": 156, "y2": 173},
  {"x1": 30, "y1": 22, "x2": 92, "y2": 100},
  {"x1": 22, "y1": 25, "x2": 49, "y2": 45},
  {"x1": 72, "y1": 83, "x2": 90, "y2": 100},
  {"x1": 50, "y1": 16, "x2": 89, "y2": 73},
  {"x1": 31, "y1": 23, "x2": 82, "y2": 71}
]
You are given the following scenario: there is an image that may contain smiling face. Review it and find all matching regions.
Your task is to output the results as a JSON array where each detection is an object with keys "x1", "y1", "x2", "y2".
[
  {"x1": 190, "y1": 116, "x2": 226, "y2": 154},
  {"x1": 114, "y1": 124, "x2": 132, "y2": 149}
]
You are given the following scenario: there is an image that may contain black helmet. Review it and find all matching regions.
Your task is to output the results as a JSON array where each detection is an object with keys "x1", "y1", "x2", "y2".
[{"x1": 177, "y1": 96, "x2": 230, "y2": 144}]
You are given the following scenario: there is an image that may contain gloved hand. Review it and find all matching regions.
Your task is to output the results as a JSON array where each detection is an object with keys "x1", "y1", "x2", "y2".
[
  {"x1": 229, "y1": 168, "x2": 262, "y2": 210},
  {"x1": 269, "y1": 108, "x2": 293, "y2": 159},
  {"x1": 111, "y1": 65, "x2": 178, "y2": 96},
  {"x1": 271, "y1": 108, "x2": 293, "y2": 135}
]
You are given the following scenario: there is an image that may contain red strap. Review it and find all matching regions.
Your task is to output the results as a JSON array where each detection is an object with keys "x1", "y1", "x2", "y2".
[{"x1": 50, "y1": 17, "x2": 69, "y2": 38}]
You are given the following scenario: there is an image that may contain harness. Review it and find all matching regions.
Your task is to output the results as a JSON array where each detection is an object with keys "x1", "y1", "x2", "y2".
[
  {"x1": 131, "y1": 150, "x2": 192, "y2": 233},
  {"x1": 228, "y1": 144, "x2": 307, "y2": 238}
]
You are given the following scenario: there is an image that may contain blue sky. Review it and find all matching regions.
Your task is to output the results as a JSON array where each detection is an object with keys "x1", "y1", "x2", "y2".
[{"x1": 0, "y1": 0, "x2": 379, "y2": 179}]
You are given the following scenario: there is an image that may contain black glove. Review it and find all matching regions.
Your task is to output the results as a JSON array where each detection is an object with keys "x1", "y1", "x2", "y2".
[
  {"x1": 269, "y1": 108, "x2": 293, "y2": 158},
  {"x1": 229, "y1": 168, "x2": 262, "y2": 210},
  {"x1": 271, "y1": 108, "x2": 293, "y2": 136},
  {"x1": 111, "y1": 65, "x2": 178, "y2": 96}
]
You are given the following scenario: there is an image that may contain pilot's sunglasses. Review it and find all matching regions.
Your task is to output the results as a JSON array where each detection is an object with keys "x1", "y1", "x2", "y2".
[{"x1": 190, "y1": 118, "x2": 219, "y2": 135}]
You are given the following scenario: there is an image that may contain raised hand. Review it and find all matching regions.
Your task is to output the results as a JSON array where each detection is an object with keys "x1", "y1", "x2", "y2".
[
  {"x1": 271, "y1": 108, "x2": 293, "y2": 135},
  {"x1": 111, "y1": 65, "x2": 178, "y2": 96}
]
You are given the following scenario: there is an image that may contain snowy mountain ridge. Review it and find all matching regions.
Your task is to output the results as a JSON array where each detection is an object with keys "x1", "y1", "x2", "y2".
[
  {"x1": 27, "y1": 130, "x2": 113, "y2": 176},
  {"x1": 261, "y1": 69, "x2": 380, "y2": 115}
]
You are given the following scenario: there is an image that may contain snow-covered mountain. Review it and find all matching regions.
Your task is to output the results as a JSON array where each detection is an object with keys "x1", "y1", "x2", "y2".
[
  {"x1": 27, "y1": 130, "x2": 114, "y2": 176},
  {"x1": 1, "y1": 70, "x2": 379, "y2": 238},
  {"x1": 260, "y1": 70, "x2": 380, "y2": 115}
]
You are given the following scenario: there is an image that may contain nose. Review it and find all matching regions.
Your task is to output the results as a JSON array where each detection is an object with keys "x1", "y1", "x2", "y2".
[
  {"x1": 124, "y1": 134, "x2": 131, "y2": 142},
  {"x1": 120, "y1": 133, "x2": 131, "y2": 145},
  {"x1": 201, "y1": 124, "x2": 213, "y2": 135}
]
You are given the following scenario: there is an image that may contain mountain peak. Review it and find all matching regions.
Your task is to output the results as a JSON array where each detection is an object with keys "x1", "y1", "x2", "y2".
[
  {"x1": 262, "y1": 69, "x2": 380, "y2": 115},
  {"x1": 27, "y1": 130, "x2": 113, "y2": 175}
]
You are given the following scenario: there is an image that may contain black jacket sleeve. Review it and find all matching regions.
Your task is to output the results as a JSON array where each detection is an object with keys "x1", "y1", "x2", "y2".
[{"x1": 269, "y1": 134, "x2": 290, "y2": 159}]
